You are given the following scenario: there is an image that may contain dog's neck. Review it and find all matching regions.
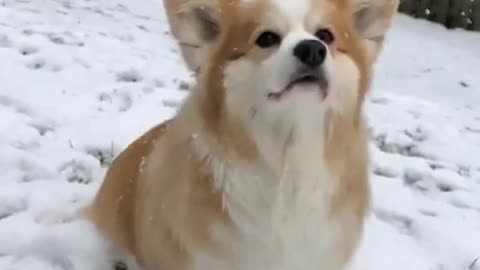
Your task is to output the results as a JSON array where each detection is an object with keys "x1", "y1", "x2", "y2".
[
  {"x1": 187, "y1": 88, "x2": 334, "y2": 201},
  {"x1": 181, "y1": 82, "x2": 331, "y2": 176},
  {"x1": 250, "y1": 108, "x2": 329, "y2": 174}
]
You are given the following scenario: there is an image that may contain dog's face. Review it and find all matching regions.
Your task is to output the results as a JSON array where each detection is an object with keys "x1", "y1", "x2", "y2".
[
  {"x1": 221, "y1": 0, "x2": 365, "y2": 133},
  {"x1": 181, "y1": 0, "x2": 398, "y2": 136}
]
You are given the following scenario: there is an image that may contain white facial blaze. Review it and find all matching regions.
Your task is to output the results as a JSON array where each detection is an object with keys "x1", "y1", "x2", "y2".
[
  {"x1": 262, "y1": 0, "x2": 331, "y2": 96},
  {"x1": 263, "y1": 30, "x2": 316, "y2": 95},
  {"x1": 271, "y1": 0, "x2": 310, "y2": 24}
]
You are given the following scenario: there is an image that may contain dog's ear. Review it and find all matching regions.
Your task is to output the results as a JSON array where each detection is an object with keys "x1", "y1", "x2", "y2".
[
  {"x1": 181, "y1": 1, "x2": 221, "y2": 43},
  {"x1": 351, "y1": 0, "x2": 399, "y2": 62},
  {"x1": 163, "y1": 0, "x2": 221, "y2": 73}
]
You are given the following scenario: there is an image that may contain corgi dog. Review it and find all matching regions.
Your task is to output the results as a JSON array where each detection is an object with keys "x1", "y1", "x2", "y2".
[{"x1": 83, "y1": 0, "x2": 398, "y2": 269}]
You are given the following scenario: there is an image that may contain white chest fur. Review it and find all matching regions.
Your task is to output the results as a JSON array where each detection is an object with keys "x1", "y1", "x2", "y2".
[{"x1": 191, "y1": 137, "x2": 350, "y2": 270}]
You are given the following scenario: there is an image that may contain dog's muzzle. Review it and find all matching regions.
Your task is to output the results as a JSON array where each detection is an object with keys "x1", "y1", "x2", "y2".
[{"x1": 267, "y1": 69, "x2": 329, "y2": 101}]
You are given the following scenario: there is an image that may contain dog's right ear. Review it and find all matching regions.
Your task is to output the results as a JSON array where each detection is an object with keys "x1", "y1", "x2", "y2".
[
  {"x1": 180, "y1": 1, "x2": 221, "y2": 43},
  {"x1": 163, "y1": 0, "x2": 221, "y2": 73}
]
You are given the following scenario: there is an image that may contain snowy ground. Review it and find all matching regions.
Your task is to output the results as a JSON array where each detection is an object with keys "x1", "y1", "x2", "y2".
[{"x1": 0, "y1": 0, "x2": 479, "y2": 269}]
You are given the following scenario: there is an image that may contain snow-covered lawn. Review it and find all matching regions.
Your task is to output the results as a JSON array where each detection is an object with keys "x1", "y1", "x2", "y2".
[{"x1": 0, "y1": 0, "x2": 479, "y2": 269}]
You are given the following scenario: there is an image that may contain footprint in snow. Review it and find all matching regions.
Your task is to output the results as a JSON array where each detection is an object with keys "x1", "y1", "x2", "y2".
[
  {"x1": 178, "y1": 80, "x2": 190, "y2": 91},
  {"x1": 374, "y1": 132, "x2": 434, "y2": 161},
  {"x1": 0, "y1": 34, "x2": 11, "y2": 47},
  {"x1": 46, "y1": 32, "x2": 85, "y2": 47},
  {"x1": 162, "y1": 99, "x2": 179, "y2": 108},
  {"x1": 470, "y1": 258, "x2": 480, "y2": 270},
  {"x1": 19, "y1": 7, "x2": 41, "y2": 14},
  {"x1": 172, "y1": 78, "x2": 191, "y2": 91},
  {"x1": 47, "y1": 34, "x2": 68, "y2": 45},
  {"x1": 25, "y1": 58, "x2": 63, "y2": 72},
  {"x1": 97, "y1": 90, "x2": 133, "y2": 112},
  {"x1": 27, "y1": 119, "x2": 56, "y2": 136},
  {"x1": 61, "y1": 1, "x2": 73, "y2": 9},
  {"x1": 116, "y1": 69, "x2": 143, "y2": 83},
  {"x1": 0, "y1": 196, "x2": 27, "y2": 221},
  {"x1": 115, "y1": 4, "x2": 130, "y2": 13},
  {"x1": 18, "y1": 44, "x2": 39, "y2": 56},
  {"x1": 142, "y1": 85, "x2": 155, "y2": 94},
  {"x1": 25, "y1": 58, "x2": 45, "y2": 70},
  {"x1": 403, "y1": 168, "x2": 426, "y2": 187},
  {"x1": 373, "y1": 163, "x2": 399, "y2": 178},
  {"x1": 457, "y1": 165, "x2": 471, "y2": 178},
  {"x1": 404, "y1": 167, "x2": 470, "y2": 196},
  {"x1": 84, "y1": 145, "x2": 116, "y2": 167},
  {"x1": 404, "y1": 126, "x2": 428, "y2": 143},
  {"x1": 448, "y1": 196, "x2": 474, "y2": 210},
  {"x1": 465, "y1": 125, "x2": 480, "y2": 134},
  {"x1": 0, "y1": 95, "x2": 34, "y2": 116},
  {"x1": 21, "y1": 28, "x2": 37, "y2": 36},
  {"x1": 137, "y1": 25, "x2": 149, "y2": 32},
  {"x1": 436, "y1": 182, "x2": 454, "y2": 192},
  {"x1": 153, "y1": 78, "x2": 165, "y2": 88},
  {"x1": 17, "y1": 158, "x2": 54, "y2": 182},
  {"x1": 58, "y1": 160, "x2": 94, "y2": 184},
  {"x1": 370, "y1": 97, "x2": 390, "y2": 105},
  {"x1": 374, "y1": 209, "x2": 414, "y2": 235},
  {"x1": 402, "y1": 168, "x2": 446, "y2": 194},
  {"x1": 428, "y1": 161, "x2": 453, "y2": 171},
  {"x1": 418, "y1": 209, "x2": 438, "y2": 217}
]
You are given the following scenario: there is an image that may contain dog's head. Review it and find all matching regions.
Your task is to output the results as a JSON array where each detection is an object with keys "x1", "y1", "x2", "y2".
[{"x1": 180, "y1": 0, "x2": 398, "y2": 142}]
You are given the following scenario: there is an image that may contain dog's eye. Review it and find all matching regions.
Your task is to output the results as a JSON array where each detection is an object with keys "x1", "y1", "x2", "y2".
[
  {"x1": 256, "y1": 31, "x2": 281, "y2": 48},
  {"x1": 315, "y1": 29, "x2": 335, "y2": 44}
]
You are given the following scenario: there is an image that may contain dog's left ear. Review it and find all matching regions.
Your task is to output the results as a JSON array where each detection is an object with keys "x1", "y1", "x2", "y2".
[{"x1": 352, "y1": 0, "x2": 399, "y2": 62}]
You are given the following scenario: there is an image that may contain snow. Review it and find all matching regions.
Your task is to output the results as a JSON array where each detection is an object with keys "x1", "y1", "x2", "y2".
[{"x1": 0, "y1": 0, "x2": 479, "y2": 270}]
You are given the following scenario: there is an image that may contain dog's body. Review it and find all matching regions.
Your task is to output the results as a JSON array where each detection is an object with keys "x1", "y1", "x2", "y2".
[{"x1": 84, "y1": 0, "x2": 398, "y2": 269}]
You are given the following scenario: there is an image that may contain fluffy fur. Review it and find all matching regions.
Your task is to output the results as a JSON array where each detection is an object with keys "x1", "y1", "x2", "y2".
[{"x1": 83, "y1": 0, "x2": 399, "y2": 269}]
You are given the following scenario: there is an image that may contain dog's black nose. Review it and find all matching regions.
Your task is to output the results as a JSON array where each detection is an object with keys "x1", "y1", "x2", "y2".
[{"x1": 293, "y1": 40, "x2": 327, "y2": 68}]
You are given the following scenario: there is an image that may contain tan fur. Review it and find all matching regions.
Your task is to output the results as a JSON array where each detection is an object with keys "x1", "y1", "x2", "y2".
[
  {"x1": 163, "y1": 0, "x2": 202, "y2": 73},
  {"x1": 84, "y1": 0, "x2": 398, "y2": 269}
]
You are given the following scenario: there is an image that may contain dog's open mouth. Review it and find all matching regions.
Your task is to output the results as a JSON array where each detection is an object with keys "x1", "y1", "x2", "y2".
[{"x1": 267, "y1": 71, "x2": 328, "y2": 101}]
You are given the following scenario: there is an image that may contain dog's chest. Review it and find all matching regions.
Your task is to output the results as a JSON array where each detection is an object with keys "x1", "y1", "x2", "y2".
[{"x1": 193, "y1": 165, "x2": 346, "y2": 270}]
